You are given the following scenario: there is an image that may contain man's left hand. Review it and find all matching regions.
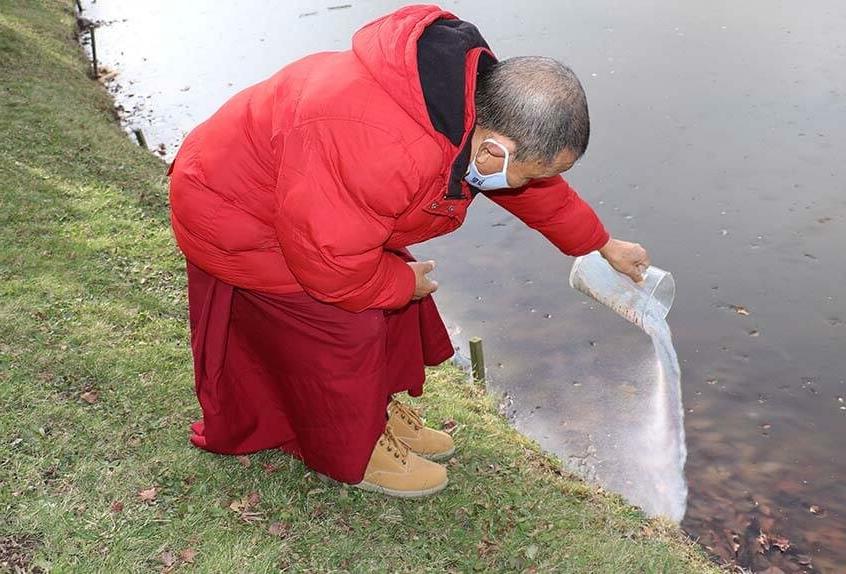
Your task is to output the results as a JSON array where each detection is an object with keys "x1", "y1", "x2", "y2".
[{"x1": 598, "y1": 237, "x2": 651, "y2": 282}]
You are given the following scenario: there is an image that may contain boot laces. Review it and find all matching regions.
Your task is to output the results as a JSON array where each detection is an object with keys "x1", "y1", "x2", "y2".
[
  {"x1": 391, "y1": 400, "x2": 423, "y2": 431},
  {"x1": 379, "y1": 426, "x2": 410, "y2": 463}
]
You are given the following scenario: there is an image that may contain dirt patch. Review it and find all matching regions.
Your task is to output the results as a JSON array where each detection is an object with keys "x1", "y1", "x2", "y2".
[{"x1": 0, "y1": 535, "x2": 44, "y2": 574}]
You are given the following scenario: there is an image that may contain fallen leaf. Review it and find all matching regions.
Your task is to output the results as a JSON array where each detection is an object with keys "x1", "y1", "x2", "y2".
[
  {"x1": 809, "y1": 505, "x2": 826, "y2": 516},
  {"x1": 261, "y1": 462, "x2": 277, "y2": 474},
  {"x1": 247, "y1": 491, "x2": 261, "y2": 507},
  {"x1": 98, "y1": 69, "x2": 118, "y2": 83},
  {"x1": 110, "y1": 500, "x2": 124, "y2": 513},
  {"x1": 729, "y1": 531, "x2": 741, "y2": 554},
  {"x1": 228, "y1": 499, "x2": 244, "y2": 513},
  {"x1": 771, "y1": 535, "x2": 790, "y2": 552},
  {"x1": 159, "y1": 550, "x2": 176, "y2": 567},
  {"x1": 441, "y1": 419, "x2": 458, "y2": 434},
  {"x1": 706, "y1": 379, "x2": 718, "y2": 385},
  {"x1": 236, "y1": 455, "x2": 251, "y2": 467},
  {"x1": 268, "y1": 522, "x2": 290, "y2": 537},
  {"x1": 179, "y1": 548, "x2": 197, "y2": 563},
  {"x1": 731, "y1": 305, "x2": 750, "y2": 316},
  {"x1": 80, "y1": 391, "x2": 99, "y2": 404},
  {"x1": 477, "y1": 538, "x2": 498, "y2": 558},
  {"x1": 239, "y1": 511, "x2": 265, "y2": 524},
  {"x1": 137, "y1": 487, "x2": 157, "y2": 502},
  {"x1": 758, "y1": 531, "x2": 790, "y2": 553}
]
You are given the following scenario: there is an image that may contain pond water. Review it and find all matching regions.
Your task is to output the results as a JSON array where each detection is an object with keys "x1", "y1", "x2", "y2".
[{"x1": 82, "y1": 0, "x2": 846, "y2": 571}]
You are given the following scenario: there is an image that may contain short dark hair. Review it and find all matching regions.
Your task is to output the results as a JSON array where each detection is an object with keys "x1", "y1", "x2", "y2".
[{"x1": 474, "y1": 56, "x2": 590, "y2": 162}]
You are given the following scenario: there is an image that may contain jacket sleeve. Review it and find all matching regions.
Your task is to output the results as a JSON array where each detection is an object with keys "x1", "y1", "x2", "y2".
[
  {"x1": 274, "y1": 120, "x2": 418, "y2": 312},
  {"x1": 484, "y1": 175, "x2": 609, "y2": 256}
]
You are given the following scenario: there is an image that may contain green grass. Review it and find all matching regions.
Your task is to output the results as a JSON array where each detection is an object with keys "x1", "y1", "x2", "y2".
[{"x1": 0, "y1": 1, "x2": 720, "y2": 572}]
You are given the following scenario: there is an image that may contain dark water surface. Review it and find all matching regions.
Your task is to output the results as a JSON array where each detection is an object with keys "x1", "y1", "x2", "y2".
[{"x1": 83, "y1": 1, "x2": 846, "y2": 570}]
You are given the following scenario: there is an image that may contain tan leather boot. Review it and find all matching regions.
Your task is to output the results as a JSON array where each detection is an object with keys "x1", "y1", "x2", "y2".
[
  {"x1": 353, "y1": 427, "x2": 448, "y2": 498},
  {"x1": 387, "y1": 399, "x2": 455, "y2": 461}
]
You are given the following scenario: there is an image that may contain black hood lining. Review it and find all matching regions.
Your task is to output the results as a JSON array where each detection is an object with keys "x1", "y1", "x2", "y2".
[{"x1": 417, "y1": 18, "x2": 496, "y2": 199}]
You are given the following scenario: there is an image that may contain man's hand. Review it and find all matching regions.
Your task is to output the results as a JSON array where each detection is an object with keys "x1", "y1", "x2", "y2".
[
  {"x1": 408, "y1": 260, "x2": 439, "y2": 300},
  {"x1": 598, "y1": 238, "x2": 651, "y2": 282}
]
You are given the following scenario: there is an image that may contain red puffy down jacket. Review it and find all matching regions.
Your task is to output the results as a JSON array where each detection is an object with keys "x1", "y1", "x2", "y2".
[{"x1": 169, "y1": 4, "x2": 609, "y2": 312}]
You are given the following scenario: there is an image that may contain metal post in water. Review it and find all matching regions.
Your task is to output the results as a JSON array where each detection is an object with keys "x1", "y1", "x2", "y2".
[
  {"x1": 90, "y1": 26, "x2": 98, "y2": 78},
  {"x1": 469, "y1": 337, "x2": 486, "y2": 383},
  {"x1": 133, "y1": 129, "x2": 148, "y2": 150}
]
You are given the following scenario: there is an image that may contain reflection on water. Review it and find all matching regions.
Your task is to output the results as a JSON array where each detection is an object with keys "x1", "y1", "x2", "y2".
[{"x1": 83, "y1": 0, "x2": 846, "y2": 570}]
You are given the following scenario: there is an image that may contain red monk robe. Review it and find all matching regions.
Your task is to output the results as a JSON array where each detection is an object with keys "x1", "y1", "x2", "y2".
[{"x1": 168, "y1": 5, "x2": 608, "y2": 484}]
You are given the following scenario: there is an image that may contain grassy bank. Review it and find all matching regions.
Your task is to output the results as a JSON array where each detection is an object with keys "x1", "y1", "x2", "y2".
[{"x1": 0, "y1": 1, "x2": 719, "y2": 572}]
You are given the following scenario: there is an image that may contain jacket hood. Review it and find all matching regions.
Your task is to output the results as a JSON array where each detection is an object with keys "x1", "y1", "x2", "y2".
[{"x1": 352, "y1": 5, "x2": 496, "y2": 197}]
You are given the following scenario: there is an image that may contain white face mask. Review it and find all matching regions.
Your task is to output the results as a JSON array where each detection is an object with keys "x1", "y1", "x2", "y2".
[{"x1": 464, "y1": 139, "x2": 514, "y2": 190}]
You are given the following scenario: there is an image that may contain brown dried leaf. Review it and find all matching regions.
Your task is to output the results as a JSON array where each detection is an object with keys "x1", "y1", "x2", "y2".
[
  {"x1": 477, "y1": 538, "x2": 498, "y2": 558},
  {"x1": 247, "y1": 491, "x2": 261, "y2": 507},
  {"x1": 179, "y1": 547, "x2": 197, "y2": 563},
  {"x1": 80, "y1": 390, "x2": 99, "y2": 404},
  {"x1": 729, "y1": 531, "x2": 741, "y2": 554},
  {"x1": 731, "y1": 305, "x2": 750, "y2": 316},
  {"x1": 441, "y1": 419, "x2": 458, "y2": 434},
  {"x1": 757, "y1": 531, "x2": 790, "y2": 553},
  {"x1": 771, "y1": 534, "x2": 790, "y2": 552},
  {"x1": 261, "y1": 462, "x2": 278, "y2": 474},
  {"x1": 137, "y1": 487, "x2": 157, "y2": 502},
  {"x1": 110, "y1": 500, "x2": 124, "y2": 513},
  {"x1": 809, "y1": 504, "x2": 826, "y2": 516},
  {"x1": 228, "y1": 499, "x2": 244, "y2": 513},
  {"x1": 268, "y1": 522, "x2": 290, "y2": 537},
  {"x1": 236, "y1": 455, "x2": 251, "y2": 467},
  {"x1": 239, "y1": 511, "x2": 265, "y2": 524}
]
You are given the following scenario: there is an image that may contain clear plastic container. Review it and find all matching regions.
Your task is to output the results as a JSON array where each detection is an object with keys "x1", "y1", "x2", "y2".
[{"x1": 569, "y1": 251, "x2": 675, "y2": 328}]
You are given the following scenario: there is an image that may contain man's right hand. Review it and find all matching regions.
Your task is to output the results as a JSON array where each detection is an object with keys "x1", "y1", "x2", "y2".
[{"x1": 408, "y1": 260, "x2": 439, "y2": 300}]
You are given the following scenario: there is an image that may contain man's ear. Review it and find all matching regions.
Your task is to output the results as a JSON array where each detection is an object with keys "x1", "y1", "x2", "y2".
[{"x1": 477, "y1": 140, "x2": 508, "y2": 164}]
